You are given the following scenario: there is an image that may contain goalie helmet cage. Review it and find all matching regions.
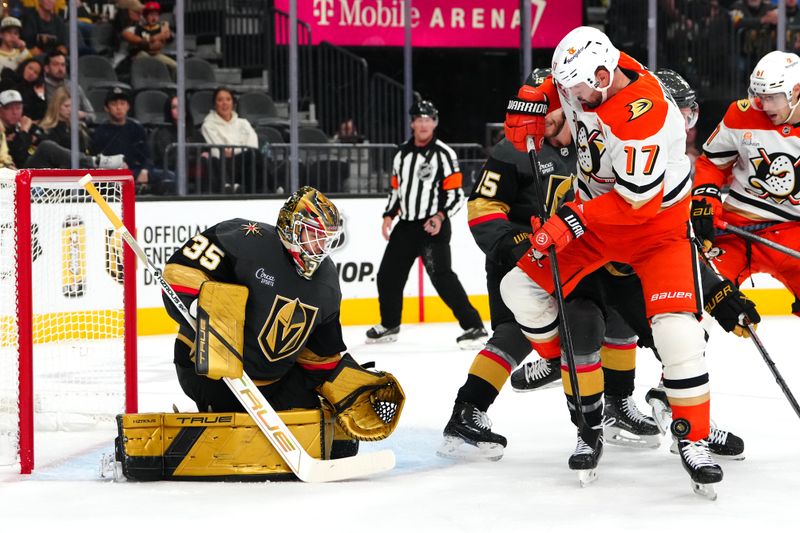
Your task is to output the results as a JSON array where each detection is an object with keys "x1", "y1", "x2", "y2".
[{"x1": 0, "y1": 169, "x2": 138, "y2": 474}]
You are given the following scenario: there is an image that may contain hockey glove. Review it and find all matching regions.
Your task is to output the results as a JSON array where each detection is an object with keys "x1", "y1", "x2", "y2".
[
  {"x1": 504, "y1": 85, "x2": 548, "y2": 152},
  {"x1": 317, "y1": 353, "x2": 405, "y2": 441},
  {"x1": 704, "y1": 279, "x2": 761, "y2": 338},
  {"x1": 529, "y1": 202, "x2": 587, "y2": 256},
  {"x1": 691, "y1": 185, "x2": 722, "y2": 251}
]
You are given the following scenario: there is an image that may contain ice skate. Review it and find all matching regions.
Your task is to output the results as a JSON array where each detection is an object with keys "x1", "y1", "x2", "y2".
[
  {"x1": 365, "y1": 324, "x2": 399, "y2": 344},
  {"x1": 645, "y1": 386, "x2": 671, "y2": 435},
  {"x1": 670, "y1": 424, "x2": 745, "y2": 460},
  {"x1": 603, "y1": 394, "x2": 661, "y2": 448},
  {"x1": 671, "y1": 419, "x2": 723, "y2": 500},
  {"x1": 510, "y1": 357, "x2": 561, "y2": 392},
  {"x1": 569, "y1": 427, "x2": 604, "y2": 487},
  {"x1": 456, "y1": 327, "x2": 489, "y2": 350},
  {"x1": 437, "y1": 402, "x2": 506, "y2": 461}
]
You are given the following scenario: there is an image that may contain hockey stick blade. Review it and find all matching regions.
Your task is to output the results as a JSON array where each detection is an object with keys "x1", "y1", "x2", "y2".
[{"x1": 80, "y1": 173, "x2": 396, "y2": 482}]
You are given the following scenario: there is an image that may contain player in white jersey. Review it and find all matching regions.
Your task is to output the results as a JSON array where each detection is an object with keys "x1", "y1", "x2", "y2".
[
  {"x1": 502, "y1": 26, "x2": 721, "y2": 497},
  {"x1": 693, "y1": 50, "x2": 800, "y2": 318}
]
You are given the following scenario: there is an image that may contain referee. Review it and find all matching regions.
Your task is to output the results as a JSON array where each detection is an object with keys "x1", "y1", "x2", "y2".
[{"x1": 366, "y1": 100, "x2": 487, "y2": 349}]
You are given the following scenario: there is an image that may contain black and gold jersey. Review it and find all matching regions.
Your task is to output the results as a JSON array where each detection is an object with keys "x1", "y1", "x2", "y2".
[
  {"x1": 467, "y1": 138, "x2": 577, "y2": 267},
  {"x1": 164, "y1": 218, "x2": 346, "y2": 382}
]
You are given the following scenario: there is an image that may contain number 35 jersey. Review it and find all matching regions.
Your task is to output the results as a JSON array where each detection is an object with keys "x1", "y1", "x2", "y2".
[
  {"x1": 540, "y1": 52, "x2": 692, "y2": 221},
  {"x1": 163, "y1": 218, "x2": 346, "y2": 382}
]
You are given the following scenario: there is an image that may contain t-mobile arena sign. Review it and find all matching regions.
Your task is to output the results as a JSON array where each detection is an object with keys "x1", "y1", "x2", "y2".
[{"x1": 274, "y1": 0, "x2": 582, "y2": 48}]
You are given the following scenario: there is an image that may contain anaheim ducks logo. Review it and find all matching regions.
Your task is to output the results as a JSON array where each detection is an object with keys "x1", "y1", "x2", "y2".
[
  {"x1": 626, "y1": 98, "x2": 653, "y2": 121},
  {"x1": 748, "y1": 148, "x2": 800, "y2": 205},
  {"x1": 258, "y1": 295, "x2": 318, "y2": 362},
  {"x1": 575, "y1": 119, "x2": 612, "y2": 184}
]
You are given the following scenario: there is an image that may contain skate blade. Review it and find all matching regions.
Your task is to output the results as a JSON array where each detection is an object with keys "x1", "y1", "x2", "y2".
[
  {"x1": 436, "y1": 436, "x2": 504, "y2": 462},
  {"x1": 577, "y1": 468, "x2": 598, "y2": 487},
  {"x1": 511, "y1": 380, "x2": 562, "y2": 393},
  {"x1": 457, "y1": 339, "x2": 488, "y2": 351},
  {"x1": 604, "y1": 427, "x2": 661, "y2": 449},
  {"x1": 365, "y1": 335, "x2": 398, "y2": 344},
  {"x1": 647, "y1": 398, "x2": 672, "y2": 436},
  {"x1": 691, "y1": 480, "x2": 717, "y2": 501}
]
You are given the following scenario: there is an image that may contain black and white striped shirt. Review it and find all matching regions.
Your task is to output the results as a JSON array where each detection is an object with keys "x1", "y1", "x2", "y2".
[{"x1": 383, "y1": 137, "x2": 465, "y2": 221}]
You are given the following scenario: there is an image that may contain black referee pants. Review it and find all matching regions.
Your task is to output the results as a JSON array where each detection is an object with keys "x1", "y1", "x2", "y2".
[{"x1": 376, "y1": 218, "x2": 483, "y2": 331}]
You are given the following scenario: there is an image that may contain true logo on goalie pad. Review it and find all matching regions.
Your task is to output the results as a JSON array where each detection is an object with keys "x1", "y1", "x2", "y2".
[{"x1": 258, "y1": 295, "x2": 318, "y2": 362}]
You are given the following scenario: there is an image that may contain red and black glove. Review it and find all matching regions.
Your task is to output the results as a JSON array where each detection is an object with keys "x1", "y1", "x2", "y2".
[
  {"x1": 528, "y1": 202, "x2": 587, "y2": 256},
  {"x1": 504, "y1": 85, "x2": 548, "y2": 153}
]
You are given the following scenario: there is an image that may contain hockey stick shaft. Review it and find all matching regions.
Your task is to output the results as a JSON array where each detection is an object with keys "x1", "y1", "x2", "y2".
[
  {"x1": 526, "y1": 139, "x2": 586, "y2": 430},
  {"x1": 745, "y1": 323, "x2": 800, "y2": 420},
  {"x1": 79, "y1": 174, "x2": 394, "y2": 481},
  {"x1": 715, "y1": 220, "x2": 800, "y2": 261}
]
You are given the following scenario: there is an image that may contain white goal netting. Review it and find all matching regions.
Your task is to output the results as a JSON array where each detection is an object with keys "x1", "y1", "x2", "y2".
[{"x1": 0, "y1": 170, "x2": 135, "y2": 470}]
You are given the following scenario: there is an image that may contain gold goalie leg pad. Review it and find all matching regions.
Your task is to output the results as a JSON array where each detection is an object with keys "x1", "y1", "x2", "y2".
[{"x1": 115, "y1": 408, "x2": 334, "y2": 481}]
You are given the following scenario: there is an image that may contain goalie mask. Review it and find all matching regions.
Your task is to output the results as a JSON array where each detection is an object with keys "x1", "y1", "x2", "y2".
[
  {"x1": 277, "y1": 187, "x2": 344, "y2": 280},
  {"x1": 749, "y1": 51, "x2": 800, "y2": 123}
]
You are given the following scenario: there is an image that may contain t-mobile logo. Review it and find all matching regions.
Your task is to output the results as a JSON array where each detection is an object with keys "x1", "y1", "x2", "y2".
[{"x1": 313, "y1": 0, "x2": 336, "y2": 26}]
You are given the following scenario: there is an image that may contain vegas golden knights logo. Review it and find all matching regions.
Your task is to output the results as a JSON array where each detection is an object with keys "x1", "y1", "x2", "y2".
[
  {"x1": 258, "y1": 295, "x2": 318, "y2": 362},
  {"x1": 546, "y1": 174, "x2": 576, "y2": 216},
  {"x1": 104, "y1": 229, "x2": 124, "y2": 284}
]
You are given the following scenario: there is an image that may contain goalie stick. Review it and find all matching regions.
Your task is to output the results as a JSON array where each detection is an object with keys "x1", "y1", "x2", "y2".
[{"x1": 79, "y1": 174, "x2": 395, "y2": 482}]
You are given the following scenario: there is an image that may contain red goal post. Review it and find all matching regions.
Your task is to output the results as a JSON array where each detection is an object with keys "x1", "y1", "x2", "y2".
[{"x1": 0, "y1": 169, "x2": 138, "y2": 474}]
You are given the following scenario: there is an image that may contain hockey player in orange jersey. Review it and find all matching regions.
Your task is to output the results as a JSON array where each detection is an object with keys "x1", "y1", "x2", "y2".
[
  {"x1": 693, "y1": 50, "x2": 800, "y2": 318},
  {"x1": 501, "y1": 26, "x2": 721, "y2": 497}
]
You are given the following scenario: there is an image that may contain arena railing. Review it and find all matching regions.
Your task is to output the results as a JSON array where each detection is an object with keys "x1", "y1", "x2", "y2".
[{"x1": 163, "y1": 142, "x2": 486, "y2": 196}]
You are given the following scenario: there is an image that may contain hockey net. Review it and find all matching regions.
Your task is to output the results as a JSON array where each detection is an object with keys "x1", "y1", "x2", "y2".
[{"x1": 0, "y1": 169, "x2": 137, "y2": 473}]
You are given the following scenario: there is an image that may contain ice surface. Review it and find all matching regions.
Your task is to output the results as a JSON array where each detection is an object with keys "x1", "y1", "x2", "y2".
[{"x1": 1, "y1": 319, "x2": 798, "y2": 530}]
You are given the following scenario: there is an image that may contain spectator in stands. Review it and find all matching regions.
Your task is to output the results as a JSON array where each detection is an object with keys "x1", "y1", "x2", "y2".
[
  {"x1": 0, "y1": 17, "x2": 31, "y2": 76},
  {"x1": 113, "y1": 0, "x2": 143, "y2": 55},
  {"x1": 730, "y1": 0, "x2": 777, "y2": 69},
  {"x1": 43, "y1": 50, "x2": 95, "y2": 122},
  {"x1": 39, "y1": 86, "x2": 90, "y2": 153},
  {"x1": 201, "y1": 87, "x2": 260, "y2": 193},
  {"x1": 333, "y1": 118, "x2": 363, "y2": 143},
  {"x1": 9, "y1": 57, "x2": 46, "y2": 120},
  {"x1": 782, "y1": 0, "x2": 800, "y2": 51},
  {"x1": 0, "y1": 88, "x2": 42, "y2": 168},
  {"x1": 151, "y1": 94, "x2": 201, "y2": 175},
  {"x1": 91, "y1": 86, "x2": 174, "y2": 194},
  {"x1": 123, "y1": 1, "x2": 175, "y2": 73},
  {"x1": 20, "y1": 0, "x2": 67, "y2": 56},
  {"x1": 0, "y1": 75, "x2": 121, "y2": 171}
]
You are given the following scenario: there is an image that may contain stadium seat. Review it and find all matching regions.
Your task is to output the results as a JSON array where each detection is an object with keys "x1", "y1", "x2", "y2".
[
  {"x1": 185, "y1": 57, "x2": 218, "y2": 90},
  {"x1": 90, "y1": 22, "x2": 115, "y2": 57},
  {"x1": 189, "y1": 89, "x2": 214, "y2": 125},
  {"x1": 237, "y1": 92, "x2": 286, "y2": 126},
  {"x1": 131, "y1": 56, "x2": 176, "y2": 91},
  {"x1": 78, "y1": 55, "x2": 131, "y2": 91},
  {"x1": 133, "y1": 90, "x2": 169, "y2": 126},
  {"x1": 86, "y1": 88, "x2": 109, "y2": 123},
  {"x1": 298, "y1": 126, "x2": 330, "y2": 144},
  {"x1": 257, "y1": 125, "x2": 285, "y2": 145}
]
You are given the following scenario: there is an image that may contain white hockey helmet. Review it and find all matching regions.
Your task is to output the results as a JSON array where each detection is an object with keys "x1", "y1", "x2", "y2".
[
  {"x1": 749, "y1": 51, "x2": 800, "y2": 118},
  {"x1": 551, "y1": 26, "x2": 620, "y2": 91}
]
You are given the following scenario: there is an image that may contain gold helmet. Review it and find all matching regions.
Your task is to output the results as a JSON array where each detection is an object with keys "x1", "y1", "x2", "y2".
[{"x1": 277, "y1": 187, "x2": 344, "y2": 279}]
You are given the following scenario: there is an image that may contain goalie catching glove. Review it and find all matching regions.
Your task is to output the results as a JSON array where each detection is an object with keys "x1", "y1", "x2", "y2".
[
  {"x1": 317, "y1": 353, "x2": 405, "y2": 441},
  {"x1": 704, "y1": 279, "x2": 760, "y2": 338},
  {"x1": 195, "y1": 281, "x2": 248, "y2": 379}
]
